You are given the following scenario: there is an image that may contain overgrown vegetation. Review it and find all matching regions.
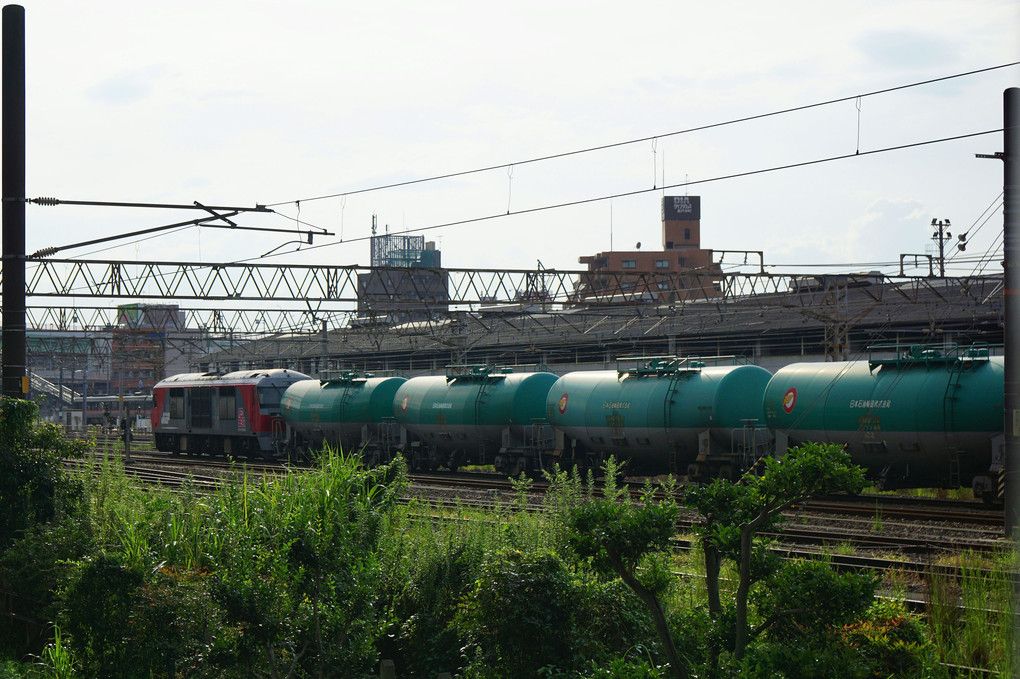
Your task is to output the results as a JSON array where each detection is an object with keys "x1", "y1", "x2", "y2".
[
  {"x1": 0, "y1": 397, "x2": 88, "y2": 549},
  {"x1": 0, "y1": 401, "x2": 1013, "y2": 677}
]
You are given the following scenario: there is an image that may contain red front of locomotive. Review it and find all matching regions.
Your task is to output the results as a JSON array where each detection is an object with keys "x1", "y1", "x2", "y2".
[{"x1": 152, "y1": 369, "x2": 312, "y2": 457}]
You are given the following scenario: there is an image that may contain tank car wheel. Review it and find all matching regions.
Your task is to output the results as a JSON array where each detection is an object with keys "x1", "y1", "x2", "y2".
[
  {"x1": 981, "y1": 490, "x2": 1004, "y2": 507},
  {"x1": 583, "y1": 452, "x2": 605, "y2": 478},
  {"x1": 447, "y1": 451, "x2": 464, "y2": 473},
  {"x1": 410, "y1": 451, "x2": 429, "y2": 472}
]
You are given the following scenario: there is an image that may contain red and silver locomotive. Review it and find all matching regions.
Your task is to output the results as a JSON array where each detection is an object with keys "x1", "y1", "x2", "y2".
[{"x1": 151, "y1": 369, "x2": 311, "y2": 457}]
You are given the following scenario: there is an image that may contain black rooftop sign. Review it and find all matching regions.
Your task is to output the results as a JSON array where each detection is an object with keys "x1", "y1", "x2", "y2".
[{"x1": 662, "y1": 195, "x2": 700, "y2": 221}]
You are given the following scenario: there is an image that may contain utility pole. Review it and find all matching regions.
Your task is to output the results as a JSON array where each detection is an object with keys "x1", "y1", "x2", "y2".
[
  {"x1": 989, "y1": 88, "x2": 1019, "y2": 536},
  {"x1": 2, "y1": 5, "x2": 26, "y2": 399},
  {"x1": 930, "y1": 218, "x2": 951, "y2": 277}
]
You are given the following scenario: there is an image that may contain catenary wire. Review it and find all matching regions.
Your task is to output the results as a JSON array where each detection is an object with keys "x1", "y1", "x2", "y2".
[
  {"x1": 252, "y1": 128, "x2": 1002, "y2": 262},
  {"x1": 264, "y1": 62, "x2": 1019, "y2": 207}
]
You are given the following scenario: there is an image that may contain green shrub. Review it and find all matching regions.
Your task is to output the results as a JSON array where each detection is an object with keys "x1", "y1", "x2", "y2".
[
  {"x1": 571, "y1": 578, "x2": 657, "y2": 663},
  {"x1": 382, "y1": 539, "x2": 480, "y2": 677},
  {"x1": 752, "y1": 559, "x2": 879, "y2": 643},
  {"x1": 838, "y1": 600, "x2": 939, "y2": 678},
  {"x1": 58, "y1": 554, "x2": 145, "y2": 678},
  {"x1": 736, "y1": 641, "x2": 870, "y2": 679},
  {"x1": 0, "y1": 661, "x2": 32, "y2": 678},
  {"x1": 41, "y1": 449, "x2": 405, "y2": 678},
  {"x1": 456, "y1": 549, "x2": 578, "y2": 677},
  {"x1": 126, "y1": 566, "x2": 219, "y2": 677},
  {"x1": 0, "y1": 397, "x2": 87, "y2": 549},
  {"x1": 201, "y1": 450, "x2": 405, "y2": 677},
  {"x1": 576, "y1": 656, "x2": 670, "y2": 678},
  {"x1": 0, "y1": 519, "x2": 96, "y2": 659}
]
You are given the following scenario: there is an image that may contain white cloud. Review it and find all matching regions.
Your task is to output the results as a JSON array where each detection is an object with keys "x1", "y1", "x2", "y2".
[{"x1": 8, "y1": 0, "x2": 1018, "y2": 279}]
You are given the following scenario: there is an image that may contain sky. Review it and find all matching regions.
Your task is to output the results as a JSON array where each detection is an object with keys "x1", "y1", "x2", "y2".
[{"x1": 5, "y1": 1, "x2": 1020, "y2": 286}]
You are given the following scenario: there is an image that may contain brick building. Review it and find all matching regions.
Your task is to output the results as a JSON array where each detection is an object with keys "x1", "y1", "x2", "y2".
[{"x1": 574, "y1": 196, "x2": 723, "y2": 303}]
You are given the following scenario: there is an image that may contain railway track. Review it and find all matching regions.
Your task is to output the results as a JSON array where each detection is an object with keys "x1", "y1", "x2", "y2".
[
  {"x1": 408, "y1": 471, "x2": 1006, "y2": 524},
  {"x1": 78, "y1": 449, "x2": 1006, "y2": 530},
  {"x1": 62, "y1": 437, "x2": 1012, "y2": 678},
  {"x1": 71, "y1": 447, "x2": 1009, "y2": 557}
]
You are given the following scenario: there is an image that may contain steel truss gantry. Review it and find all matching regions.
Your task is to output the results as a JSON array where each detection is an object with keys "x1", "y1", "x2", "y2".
[{"x1": 14, "y1": 257, "x2": 1003, "y2": 337}]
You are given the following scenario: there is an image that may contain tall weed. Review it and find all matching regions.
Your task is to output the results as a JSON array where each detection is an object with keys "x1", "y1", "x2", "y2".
[{"x1": 927, "y1": 549, "x2": 1016, "y2": 675}]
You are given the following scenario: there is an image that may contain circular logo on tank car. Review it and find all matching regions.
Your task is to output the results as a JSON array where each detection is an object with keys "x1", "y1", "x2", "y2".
[
  {"x1": 400, "y1": 395, "x2": 409, "y2": 413},
  {"x1": 557, "y1": 393, "x2": 569, "y2": 415},
  {"x1": 782, "y1": 387, "x2": 797, "y2": 414}
]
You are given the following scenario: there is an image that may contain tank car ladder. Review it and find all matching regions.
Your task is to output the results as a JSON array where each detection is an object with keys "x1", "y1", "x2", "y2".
[
  {"x1": 942, "y1": 353, "x2": 969, "y2": 489},
  {"x1": 473, "y1": 378, "x2": 493, "y2": 465},
  {"x1": 662, "y1": 386, "x2": 683, "y2": 477}
]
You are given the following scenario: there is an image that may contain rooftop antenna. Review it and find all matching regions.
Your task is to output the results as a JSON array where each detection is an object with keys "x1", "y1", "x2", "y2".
[
  {"x1": 371, "y1": 214, "x2": 377, "y2": 236},
  {"x1": 610, "y1": 200, "x2": 614, "y2": 252}
]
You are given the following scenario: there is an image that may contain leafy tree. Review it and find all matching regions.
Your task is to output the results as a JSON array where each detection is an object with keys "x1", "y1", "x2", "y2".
[
  {"x1": 753, "y1": 559, "x2": 878, "y2": 645},
  {"x1": 456, "y1": 549, "x2": 578, "y2": 677},
  {"x1": 685, "y1": 442, "x2": 868, "y2": 662},
  {"x1": 58, "y1": 554, "x2": 145, "y2": 678},
  {"x1": 454, "y1": 547, "x2": 658, "y2": 679},
  {"x1": 0, "y1": 518, "x2": 96, "y2": 659},
  {"x1": 564, "y1": 462, "x2": 688, "y2": 679},
  {"x1": 0, "y1": 397, "x2": 88, "y2": 549}
]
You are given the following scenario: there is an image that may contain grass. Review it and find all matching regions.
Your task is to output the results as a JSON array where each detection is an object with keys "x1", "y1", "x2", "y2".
[
  {"x1": 871, "y1": 505, "x2": 884, "y2": 532},
  {"x1": 18, "y1": 454, "x2": 1014, "y2": 678},
  {"x1": 926, "y1": 549, "x2": 1017, "y2": 676},
  {"x1": 862, "y1": 485, "x2": 979, "y2": 502}
]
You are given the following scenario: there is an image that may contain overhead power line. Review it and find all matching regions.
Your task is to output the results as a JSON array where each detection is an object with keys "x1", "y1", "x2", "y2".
[
  {"x1": 252, "y1": 128, "x2": 1002, "y2": 262},
  {"x1": 266, "y1": 62, "x2": 1020, "y2": 208}
]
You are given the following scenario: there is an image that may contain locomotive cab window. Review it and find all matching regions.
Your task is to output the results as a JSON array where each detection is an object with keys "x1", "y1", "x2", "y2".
[{"x1": 257, "y1": 385, "x2": 286, "y2": 412}]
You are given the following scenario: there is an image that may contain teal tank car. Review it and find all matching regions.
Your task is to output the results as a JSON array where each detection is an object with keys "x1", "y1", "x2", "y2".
[
  {"x1": 545, "y1": 357, "x2": 772, "y2": 477},
  {"x1": 763, "y1": 344, "x2": 1003, "y2": 495},
  {"x1": 281, "y1": 372, "x2": 406, "y2": 463},
  {"x1": 393, "y1": 365, "x2": 559, "y2": 474}
]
